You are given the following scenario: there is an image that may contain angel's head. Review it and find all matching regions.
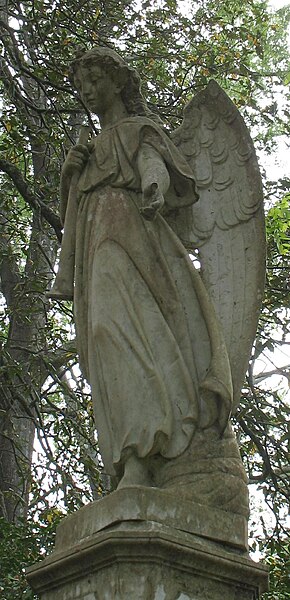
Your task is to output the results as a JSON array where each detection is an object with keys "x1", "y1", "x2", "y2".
[{"x1": 70, "y1": 46, "x2": 150, "y2": 119}]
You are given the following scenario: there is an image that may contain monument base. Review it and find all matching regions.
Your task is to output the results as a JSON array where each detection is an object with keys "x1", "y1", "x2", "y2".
[{"x1": 27, "y1": 487, "x2": 268, "y2": 599}]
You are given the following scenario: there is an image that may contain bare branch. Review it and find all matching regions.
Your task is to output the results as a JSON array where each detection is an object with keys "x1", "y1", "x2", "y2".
[
  {"x1": 0, "y1": 158, "x2": 62, "y2": 241},
  {"x1": 254, "y1": 365, "x2": 290, "y2": 384}
]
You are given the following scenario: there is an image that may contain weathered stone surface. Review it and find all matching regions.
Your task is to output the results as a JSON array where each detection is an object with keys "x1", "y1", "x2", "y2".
[
  {"x1": 48, "y1": 47, "x2": 265, "y2": 512},
  {"x1": 40, "y1": 46, "x2": 268, "y2": 600},
  {"x1": 27, "y1": 520, "x2": 268, "y2": 600},
  {"x1": 54, "y1": 486, "x2": 248, "y2": 553}
]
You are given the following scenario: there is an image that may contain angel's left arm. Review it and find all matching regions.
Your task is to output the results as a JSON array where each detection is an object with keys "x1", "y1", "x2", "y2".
[{"x1": 137, "y1": 143, "x2": 170, "y2": 220}]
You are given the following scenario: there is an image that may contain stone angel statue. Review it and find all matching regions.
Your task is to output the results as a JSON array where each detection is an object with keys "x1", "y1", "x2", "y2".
[{"x1": 49, "y1": 47, "x2": 265, "y2": 518}]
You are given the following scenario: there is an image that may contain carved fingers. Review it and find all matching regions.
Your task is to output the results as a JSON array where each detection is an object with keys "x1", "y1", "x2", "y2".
[{"x1": 62, "y1": 144, "x2": 90, "y2": 179}]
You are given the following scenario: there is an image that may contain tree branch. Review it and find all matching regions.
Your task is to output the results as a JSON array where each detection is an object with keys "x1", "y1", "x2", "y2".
[
  {"x1": 0, "y1": 210, "x2": 21, "y2": 306},
  {"x1": 0, "y1": 241, "x2": 21, "y2": 307},
  {"x1": 238, "y1": 415, "x2": 279, "y2": 488},
  {"x1": 0, "y1": 158, "x2": 62, "y2": 242},
  {"x1": 254, "y1": 365, "x2": 290, "y2": 384}
]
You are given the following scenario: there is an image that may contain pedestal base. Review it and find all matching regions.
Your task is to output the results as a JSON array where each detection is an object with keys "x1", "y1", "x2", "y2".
[{"x1": 27, "y1": 488, "x2": 268, "y2": 599}]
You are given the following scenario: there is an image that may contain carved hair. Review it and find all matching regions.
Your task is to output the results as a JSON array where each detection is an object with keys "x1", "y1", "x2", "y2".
[{"x1": 70, "y1": 46, "x2": 161, "y2": 124}]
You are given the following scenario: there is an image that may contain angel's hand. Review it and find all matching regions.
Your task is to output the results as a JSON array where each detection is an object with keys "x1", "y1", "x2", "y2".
[
  {"x1": 61, "y1": 144, "x2": 90, "y2": 181},
  {"x1": 140, "y1": 183, "x2": 165, "y2": 221}
]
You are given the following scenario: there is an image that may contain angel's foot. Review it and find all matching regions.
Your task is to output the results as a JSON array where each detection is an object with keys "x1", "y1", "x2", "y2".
[{"x1": 117, "y1": 452, "x2": 152, "y2": 489}]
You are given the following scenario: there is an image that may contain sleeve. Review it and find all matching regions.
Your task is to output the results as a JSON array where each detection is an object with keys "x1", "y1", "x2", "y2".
[{"x1": 140, "y1": 125, "x2": 199, "y2": 209}]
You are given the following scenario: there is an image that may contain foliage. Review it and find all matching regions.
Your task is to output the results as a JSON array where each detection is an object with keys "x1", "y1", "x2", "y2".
[
  {"x1": 264, "y1": 537, "x2": 290, "y2": 599},
  {"x1": 0, "y1": 513, "x2": 63, "y2": 600},
  {"x1": 0, "y1": 0, "x2": 289, "y2": 597}
]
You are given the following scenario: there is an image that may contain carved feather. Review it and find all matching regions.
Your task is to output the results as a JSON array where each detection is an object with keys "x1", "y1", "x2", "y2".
[{"x1": 171, "y1": 80, "x2": 266, "y2": 410}]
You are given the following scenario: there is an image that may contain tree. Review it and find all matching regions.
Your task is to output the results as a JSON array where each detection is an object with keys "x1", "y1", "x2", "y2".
[{"x1": 0, "y1": 0, "x2": 289, "y2": 597}]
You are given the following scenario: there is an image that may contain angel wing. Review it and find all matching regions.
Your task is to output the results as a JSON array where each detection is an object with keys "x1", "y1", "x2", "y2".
[{"x1": 170, "y1": 80, "x2": 266, "y2": 411}]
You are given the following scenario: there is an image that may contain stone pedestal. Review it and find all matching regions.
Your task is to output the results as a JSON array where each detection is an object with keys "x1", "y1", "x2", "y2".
[{"x1": 27, "y1": 487, "x2": 268, "y2": 599}]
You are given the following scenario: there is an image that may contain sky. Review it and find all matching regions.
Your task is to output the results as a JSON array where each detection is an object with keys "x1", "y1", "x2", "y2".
[{"x1": 269, "y1": 0, "x2": 289, "y2": 6}]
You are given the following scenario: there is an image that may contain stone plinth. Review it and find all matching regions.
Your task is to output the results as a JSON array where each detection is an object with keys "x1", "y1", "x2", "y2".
[
  {"x1": 54, "y1": 487, "x2": 248, "y2": 553},
  {"x1": 27, "y1": 487, "x2": 268, "y2": 599}
]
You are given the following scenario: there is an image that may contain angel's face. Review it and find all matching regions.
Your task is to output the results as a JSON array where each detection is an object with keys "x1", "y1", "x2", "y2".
[{"x1": 75, "y1": 65, "x2": 121, "y2": 115}]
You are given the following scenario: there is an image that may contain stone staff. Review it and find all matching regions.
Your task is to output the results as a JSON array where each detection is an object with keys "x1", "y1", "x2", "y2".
[{"x1": 48, "y1": 125, "x2": 91, "y2": 300}]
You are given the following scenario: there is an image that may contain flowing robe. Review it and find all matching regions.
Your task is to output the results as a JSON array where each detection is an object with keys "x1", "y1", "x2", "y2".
[{"x1": 66, "y1": 117, "x2": 232, "y2": 477}]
